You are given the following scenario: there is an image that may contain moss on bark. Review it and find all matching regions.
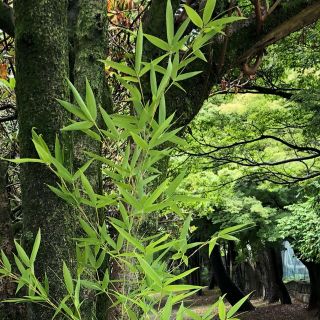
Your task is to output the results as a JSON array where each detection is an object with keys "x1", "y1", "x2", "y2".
[
  {"x1": 14, "y1": 1, "x2": 75, "y2": 319},
  {"x1": 69, "y1": 1, "x2": 112, "y2": 318}
]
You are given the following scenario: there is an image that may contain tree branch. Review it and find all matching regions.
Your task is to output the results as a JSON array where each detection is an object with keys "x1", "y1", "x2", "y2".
[{"x1": 239, "y1": 2, "x2": 320, "y2": 62}]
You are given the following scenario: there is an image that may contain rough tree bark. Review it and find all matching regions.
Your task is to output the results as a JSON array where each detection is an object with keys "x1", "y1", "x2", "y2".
[
  {"x1": 15, "y1": 1, "x2": 76, "y2": 319},
  {"x1": 256, "y1": 247, "x2": 291, "y2": 304},
  {"x1": 300, "y1": 260, "x2": 320, "y2": 311},
  {"x1": 70, "y1": 2, "x2": 111, "y2": 318}
]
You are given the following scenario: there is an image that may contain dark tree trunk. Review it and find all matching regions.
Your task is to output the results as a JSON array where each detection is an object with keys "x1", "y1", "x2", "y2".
[
  {"x1": 0, "y1": 161, "x2": 23, "y2": 319},
  {"x1": 15, "y1": 1, "x2": 76, "y2": 319},
  {"x1": 256, "y1": 247, "x2": 291, "y2": 304},
  {"x1": 187, "y1": 238, "x2": 203, "y2": 296},
  {"x1": 68, "y1": 2, "x2": 112, "y2": 318},
  {"x1": 210, "y1": 245, "x2": 255, "y2": 311},
  {"x1": 301, "y1": 260, "x2": 320, "y2": 312}
]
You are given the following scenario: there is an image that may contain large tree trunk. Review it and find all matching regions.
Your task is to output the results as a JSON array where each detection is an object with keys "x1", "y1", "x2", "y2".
[
  {"x1": 210, "y1": 245, "x2": 255, "y2": 311},
  {"x1": 15, "y1": 1, "x2": 76, "y2": 319},
  {"x1": 301, "y1": 260, "x2": 320, "y2": 312},
  {"x1": 256, "y1": 247, "x2": 291, "y2": 304},
  {"x1": 0, "y1": 161, "x2": 23, "y2": 319}
]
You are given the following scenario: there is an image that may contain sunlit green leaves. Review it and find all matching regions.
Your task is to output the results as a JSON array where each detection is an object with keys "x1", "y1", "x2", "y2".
[
  {"x1": 203, "y1": 0, "x2": 217, "y2": 25},
  {"x1": 184, "y1": 5, "x2": 203, "y2": 28}
]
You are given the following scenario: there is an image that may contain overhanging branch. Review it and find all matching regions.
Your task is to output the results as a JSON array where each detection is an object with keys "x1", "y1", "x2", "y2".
[{"x1": 239, "y1": 2, "x2": 320, "y2": 62}]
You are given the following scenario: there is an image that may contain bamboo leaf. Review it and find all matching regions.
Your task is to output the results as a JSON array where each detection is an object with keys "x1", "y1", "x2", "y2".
[
  {"x1": 63, "y1": 261, "x2": 74, "y2": 295},
  {"x1": 66, "y1": 78, "x2": 92, "y2": 121},
  {"x1": 14, "y1": 240, "x2": 30, "y2": 267},
  {"x1": 30, "y1": 229, "x2": 41, "y2": 265},
  {"x1": 61, "y1": 121, "x2": 93, "y2": 132},
  {"x1": 166, "y1": 0, "x2": 174, "y2": 45},
  {"x1": 85, "y1": 78, "x2": 97, "y2": 121},
  {"x1": 203, "y1": 0, "x2": 217, "y2": 25},
  {"x1": 135, "y1": 24, "x2": 143, "y2": 73},
  {"x1": 183, "y1": 5, "x2": 203, "y2": 28},
  {"x1": 144, "y1": 34, "x2": 170, "y2": 51},
  {"x1": 103, "y1": 60, "x2": 136, "y2": 76},
  {"x1": 175, "y1": 71, "x2": 203, "y2": 81}
]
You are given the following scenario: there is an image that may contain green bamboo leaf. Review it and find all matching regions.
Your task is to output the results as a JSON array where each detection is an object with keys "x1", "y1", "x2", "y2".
[
  {"x1": 209, "y1": 237, "x2": 218, "y2": 256},
  {"x1": 99, "y1": 106, "x2": 118, "y2": 137},
  {"x1": 1, "y1": 250, "x2": 11, "y2": 273},
  {"x1": 57, "y1": 99, "x2": 88, "y2": 121},
  {"x1": 175, "y1": 71, "x2": 203, "y2": 81},
  {"x1": 150, "y1": 63, "x2": 157, "y2": 97},
  {"x1": 80, "y1": 172, "x2": 96, "y2": 204},
  {"x1": 85, "y1": 78, "x2": 97, "y2": 121},
  {"x1": 164, "y1": 284, "x2": 202, "y2": 292},
  {"x1": 4, "y1": 158, "x2": 45, "y2": 164},
  {"x1": 227, "y1": 292, "x2": 252, "y2": 318},
  {"x1": 193, "y1": 49, "x2": 207, "y2": 61},
  {"x1": 161, "y1": 295, "x2": 173, "y2": 320},
  {"x1": 218, "y1": 298, "x2": 226, "y2": 320},
  {"x1": 136, "y1": 254, "x2": 162, "y2": 288},
  {"x1": 61, "y1": 121, "x2": 93, "y2": 131},
  {"x1": 184, "y1": 308, "x2": 202, "y2": 320},
  {"x1": 30, "y1": 229, "x2": 41, "y2": 265},
  {"x1": 183, "y1": 5, "x2": 203, "y2": 28},
  {"x1": 131, "y1": 132, "x2": 149, "y2": 149},
  {"x1": 135, "y1": 24, "x2": 143, "y2": 73},
  {"x1": 103, "y1": 60, "x2": 136, "y2": 76},
  {"x1": 219, "y1": 223, "x2": 252, "y2": 235},
  {"x1": 112, "y1": 224, "x2": 144, "y2": 252},
  {"x1": 66, "y1": 78, "x2": 92, "y2": 121},
  {"x1": 14, "y1": 240, "x2": 30, "y2": 267},
  {"x1": 208, "y1": 16, "x2": 246, "y2": 27},
  {"x1": 54, "y1": 135, "x2": 63, "y2": 164},
  {"x1": 101, "y1": 269, "x2": 109, "y2": 291},
  {"x1": 173, "y1": 18, "x2": 190, "y2": 42},
  {"x1": 219, "y1": 234, "x2": 239, "y2": 242},
  {"x1": 166, "y1": 170, "x2": 185, "y2": 196},
  {"x1": 164, "y1": 268, "x2": 199, "y2": 285},
  {"x1": 144, "y1": 34, "x2": 170, "y2": 51},
  {"x1": 63, "y1": 261, "x2": 74, "y2": 295},
  {"x1": 73, "y1": 159, "x2": 94, "y2": 180},
  {"x1": 203, "y1": 0, "x2": 217, "y2": 25},
  {"x1": 159, "y1": 95, "x2": 166, "y2": 124},
  {"x1": 79, "y1": 218, "x2": 97, "y2": 238},
  {"x1": 53, "y1": 296, "x2": 70, "y2": 319},
  {"x1": 166, "y1": 0, "x2": 174, "y2": 45}
]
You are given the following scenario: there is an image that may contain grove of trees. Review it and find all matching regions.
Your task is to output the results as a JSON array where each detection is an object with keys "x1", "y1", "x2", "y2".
[{"x1": 0, "y1": 0, "x2": 320, "y2": 319}]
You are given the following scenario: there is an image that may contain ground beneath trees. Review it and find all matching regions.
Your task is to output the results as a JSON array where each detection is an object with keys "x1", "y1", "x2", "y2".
[{"x1": 176, "y1": 289, "x2": 317, "y2": 320}]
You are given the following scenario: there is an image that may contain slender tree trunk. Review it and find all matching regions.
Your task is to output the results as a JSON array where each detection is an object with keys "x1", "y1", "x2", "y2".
[
  {"x1": 187, "y1": 237, "x2": 203, "y2": 296},
  {"x1": 301, "y1": 260, "x2": 320, "y2": 312},
  {"x1": 14, "y1": 1, "x2": 76, "y2": 319},
  {"x1": 256, "y1": 247, "x2": 291, "y2": 304},
  {"x1": 0, "y1": 161, "x2": 23, "y2": 319},
  {"x1": 210, "y1": 245, "x2": 255, "y2": 311},
  {"x1": 70, "y1": 2, "x2": 111, "y2": 318}
]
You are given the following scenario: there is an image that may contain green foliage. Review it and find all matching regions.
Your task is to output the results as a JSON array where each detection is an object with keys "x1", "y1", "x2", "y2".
[
  {"x1": 0, "y1": 2, "x2": 249, "y2": 319},
  {"x1": 278, "y1": 191, "x2": 320, "y2": 263}
]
